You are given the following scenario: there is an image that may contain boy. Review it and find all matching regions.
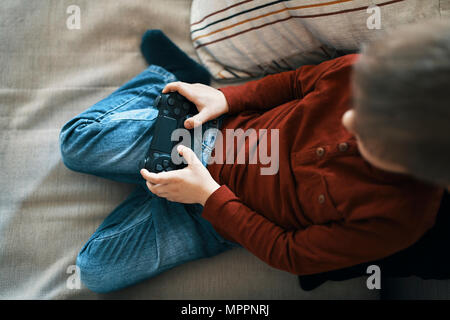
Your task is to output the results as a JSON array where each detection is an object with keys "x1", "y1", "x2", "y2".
[{"x1": 60, "y1": 22, "x2": 447, "y2": 293}]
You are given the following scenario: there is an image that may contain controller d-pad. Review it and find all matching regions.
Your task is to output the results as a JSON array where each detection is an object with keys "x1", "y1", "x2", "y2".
[
  {"x1": 167, "y1": 97, "x2": 175, "y2": 106},
  {"x1": 155, "y1": 164, "x2": 163, "y2": 172},
  {"x1": 162, "y1": 159, "x2": 170, "y2": 168}
]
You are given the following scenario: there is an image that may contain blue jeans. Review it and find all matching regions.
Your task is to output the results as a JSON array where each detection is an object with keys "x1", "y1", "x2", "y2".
[{"x1": 60, "y1": 65, "x2": 238, "y2": 293}]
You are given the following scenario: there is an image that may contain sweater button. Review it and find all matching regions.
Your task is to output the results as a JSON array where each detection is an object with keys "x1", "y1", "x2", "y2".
[
  {"x1": 318, "y1": 194, "x2": 326, "y2": 204},
  {"x1": 316, "y1": 147, "x2": 325, "y2": 157},
  {"x1": 338, "y1": 142, "x2": 349, "y2": 152}
]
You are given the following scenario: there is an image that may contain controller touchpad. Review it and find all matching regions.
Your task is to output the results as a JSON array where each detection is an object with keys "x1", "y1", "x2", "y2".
[{"x1": 152, "y1": 116, "x2": 177, "y2": 153}]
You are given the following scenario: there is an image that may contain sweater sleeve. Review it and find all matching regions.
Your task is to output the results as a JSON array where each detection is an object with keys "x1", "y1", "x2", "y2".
[
  {"x1": 219, "y1": 69, "x2": 302, "y2": 114},
  {"x1": 202, "y1": 185, "x2": 438, "y2": 275},
  {"x1": 219, "y1": 55, "x2": 360, "y2": 115}
]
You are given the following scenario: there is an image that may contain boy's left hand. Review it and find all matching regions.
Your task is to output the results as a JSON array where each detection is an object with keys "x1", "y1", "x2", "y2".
[{"x1": 140, "y1": 145, "x2": 220, "y2": 206}]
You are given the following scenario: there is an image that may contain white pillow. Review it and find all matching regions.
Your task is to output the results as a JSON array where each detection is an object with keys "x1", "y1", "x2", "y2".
[{"x1": 191, "y1": 0, "x2": 446, "y2": 80}]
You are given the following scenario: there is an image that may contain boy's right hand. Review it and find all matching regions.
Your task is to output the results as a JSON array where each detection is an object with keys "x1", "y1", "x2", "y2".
[{"x1": 162, "y1": 82, "x2": 229, "y2": 129}]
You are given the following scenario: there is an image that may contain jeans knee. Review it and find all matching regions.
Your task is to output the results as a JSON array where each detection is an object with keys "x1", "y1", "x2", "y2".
[
  {"x1": 59, "y1": 119, "x2": 97, "y2": 173},
  {"x1": 76, "y1": 242, "x2": 128, "y2": 294},
  {"x1": 76, "y1": 252, "x2": 109, "y2": 293},
  {"x1": 76, "y1": 221, "x2": 161, "y2": 293},
  {"x1": 60, "y1": 137, "x2": 79, "y2": 173}
]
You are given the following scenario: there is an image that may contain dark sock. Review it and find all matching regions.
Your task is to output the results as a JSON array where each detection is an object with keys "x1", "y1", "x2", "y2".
[{"x1": 140, "y1": 29, "x2": 211, "y2": 85}]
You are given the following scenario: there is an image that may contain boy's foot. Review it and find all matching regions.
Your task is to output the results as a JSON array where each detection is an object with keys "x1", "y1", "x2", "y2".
[{"x1": 141, "y1": 29, "x2": 211, "y2": 85}]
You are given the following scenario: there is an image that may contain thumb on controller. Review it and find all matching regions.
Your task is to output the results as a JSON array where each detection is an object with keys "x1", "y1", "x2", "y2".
[
  {"x1": 184, "y1": 111, "x2": 209, "y2": 129},
  {"x1": 177, "y1": 145, "x2": 202, "y2": 166}
]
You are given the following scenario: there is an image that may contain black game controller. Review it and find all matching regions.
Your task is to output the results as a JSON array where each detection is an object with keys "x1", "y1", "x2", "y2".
[{"x1": 141, "y1": 92, "x2": 198, "y2": 173}]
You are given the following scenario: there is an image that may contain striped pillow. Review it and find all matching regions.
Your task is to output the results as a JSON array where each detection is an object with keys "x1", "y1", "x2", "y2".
[{"x1": 190, "y1": 0, "x2": 446, "y2": 81}]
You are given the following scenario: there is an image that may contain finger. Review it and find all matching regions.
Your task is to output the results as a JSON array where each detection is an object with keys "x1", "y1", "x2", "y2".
[
  {"x1": 162, "y1": 82, "x2": 195, "y2": 101},
  {"x1": 184, "y1": 111, "x2": 209, "y2": 129},
  {"x1": 146, "y1": 182, "x2": 180, "y2": 201},
  {"x1": 162, "y1": 82, "x2": 181, "y2": 93},
  {"x1": 146, "y1": 181, "x2": 168, "y2": 196},
  {"x1": 145, "y1": 179, "x2": 156, "y2": 187},
  {"x1": 141, "y1": 168, "x2": 158, "y2": 183},
  {"x1": 140, "y1": 169, "x2": 177, "y2": 185},
  {"x1": 177, "y1": 145, "x2": 202, "y2": 166},
  {"x1": 146, "y1": 181, "x2": 155, "y2": 192}
]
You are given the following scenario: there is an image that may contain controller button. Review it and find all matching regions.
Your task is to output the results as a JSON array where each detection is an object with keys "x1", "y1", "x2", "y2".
[
  {"x1": 153, "y1": 152, "x2": 160, "y2": 158},
  {"x1": 168, "y1": 98, "x2": 175, "y2": 106},
  {"x1": 162, "y1": 159, "x2": 170, "y2": 168},
  {"x1": 166, "y1": 167, "x2": 173, "y2": 171},
  {"x1": 174, "y1": 108, "x2": 181, "y2": 115},
  {"x1": 182, "y1": 102, "x2": 190, "y2": 110},
  {"x1": 156, "y1": 164, "x2": 163, "y2": 172},
  {"x1": 162, "y1": 108, "x2": 169, "y2": 115}
]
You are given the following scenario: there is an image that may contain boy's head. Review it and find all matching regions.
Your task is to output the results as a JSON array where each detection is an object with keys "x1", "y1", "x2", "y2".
[{"x1": 343, "y1": 20, "x2": 450, "y2": 189}]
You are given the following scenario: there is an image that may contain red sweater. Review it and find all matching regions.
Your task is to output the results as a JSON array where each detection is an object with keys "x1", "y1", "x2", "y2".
[{"x1": 203, "y1": 54, "x2": 444, "y2": 275}]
